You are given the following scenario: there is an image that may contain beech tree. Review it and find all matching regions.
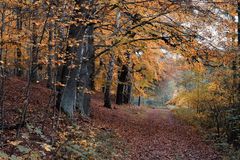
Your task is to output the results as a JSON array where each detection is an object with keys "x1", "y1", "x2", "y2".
[{"x1": 56, "y1": 0, "x2": 95, "y2": 117}]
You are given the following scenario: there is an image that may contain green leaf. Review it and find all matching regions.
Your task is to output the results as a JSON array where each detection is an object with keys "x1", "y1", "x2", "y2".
[
  {"x1": 10, "y1": 155, "x2": 22, "y2": 160},
  {"x1": 0, "y1": 151, "x2": 9, "y2": 159},
  {"x1": 26, "y1": 123, "x2": 34, "y2": 132},
  {"x1": 34, "y1": 127, "x2": 43, "y2": 135},
  {"x1": 17, "y1": 145, "x2": 31, "y2": 154},
  {"x1": 30, "y1": 151, "x2": 41, "y2": 160}
]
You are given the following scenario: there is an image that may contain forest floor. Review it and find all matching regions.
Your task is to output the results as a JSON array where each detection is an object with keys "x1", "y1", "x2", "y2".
[{"x1": 1, "y1": 78, "x2": 221, "y2": 160}]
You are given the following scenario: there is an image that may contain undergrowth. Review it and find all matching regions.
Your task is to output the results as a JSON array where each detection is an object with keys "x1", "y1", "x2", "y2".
[
  {"x1": 172, "y1": 107, "x2": 240, "y2": 160},
  {"x1": 0, "y1": 122, "x2": 128, "y2": 160}
]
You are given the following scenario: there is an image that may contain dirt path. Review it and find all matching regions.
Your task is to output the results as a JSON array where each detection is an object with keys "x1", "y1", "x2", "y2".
[
  {"x1": 92, "y1": 105, "x2": 221, "y2": 160},
  {"x1": 130, "y1": 108, "x2": 220, "y2": 160}
]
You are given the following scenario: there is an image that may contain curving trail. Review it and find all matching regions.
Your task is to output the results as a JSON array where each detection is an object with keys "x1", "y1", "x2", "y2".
[
  {"x1": 128, "y1": 108, "x2": 220, "y2": 160},
  {"x1": 92, "y1": 103, "x2": 221, "y2": 160}
]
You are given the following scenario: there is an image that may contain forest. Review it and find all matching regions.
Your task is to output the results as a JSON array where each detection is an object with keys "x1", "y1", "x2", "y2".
[{"x1": 0, "y1": 0, "x2": 239, "y2": 159}]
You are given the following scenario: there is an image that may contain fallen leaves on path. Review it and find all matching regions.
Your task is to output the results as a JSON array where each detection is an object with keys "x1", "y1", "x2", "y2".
[{"x1": 92, "y1": 96, "x2": 221, "y2": 160}]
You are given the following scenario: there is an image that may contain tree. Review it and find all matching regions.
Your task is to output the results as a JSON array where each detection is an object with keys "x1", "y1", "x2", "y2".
[{"x1": 57, "y1": 0, "x2": 95, "y2": 117}]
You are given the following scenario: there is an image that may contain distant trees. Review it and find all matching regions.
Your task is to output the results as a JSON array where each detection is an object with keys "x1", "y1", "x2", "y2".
[
  {"x1": 226, "y1": 1, "x2": 240, "y2": 148},
  {"x1": 172, "y1": 1, "x2": 240, "y2": 148},
  {"x1": 95, "y1": 0, "x2": 204, "y2": 108}
]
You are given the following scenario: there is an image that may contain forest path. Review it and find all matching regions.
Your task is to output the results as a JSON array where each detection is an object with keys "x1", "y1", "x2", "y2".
[
  {"x1": 130, "y1": 108, "x2": 220, "y2": 160},
  {"x1": 92, "y1": 104, "x2": 221, "y2": 160}
]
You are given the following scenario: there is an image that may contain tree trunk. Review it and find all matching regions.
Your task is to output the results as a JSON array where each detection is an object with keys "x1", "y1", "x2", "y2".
[
  {"x1": 76, "y1": 24, "x2": 94, "y2": 116},
  {"x1": 138, "y1": 96, "x2": 141, "y2": 106},
  {"x1": 16, "y1": 7, "x2": 23, "y2": 77},
  {"x1": 116, "y1": 65, "x2": 128, "y2": 105},
  {"x1": 55, "y1": 25, "x2": 68, "y2": 108},
  {"x1": 30, "y1": 22, "x2": 38, "y2": 82},
  {"x1": 104, "y1": 53, "x2": 114, "y2": 108},
  {"x1": 56, "y1": 0, "x2": 95, "y2": 117},
  {"x1": 237, "y1": 2, "x2": 240, "y2": 105},
  {"x1": 0, "y1": 6, "x2": 5, "y2": 62},
  {"x1": 89, "y1": 57, "x2": 95, "y2": 90},
  {"x1": 60, "y1": 66, "x2": 78, "y2": 117},
  {"x1": 123, "y1": 83, "x2": 132, "y2": 104},
  {"x1": 47, "y1": 24, "x2": 54, "y2": 88},
  {"x1": 59, "y1": 24, "x2": 85, "y2": 117},
  {"x1": 116, "y1": 51, "x2": 133, "y2": 105}
]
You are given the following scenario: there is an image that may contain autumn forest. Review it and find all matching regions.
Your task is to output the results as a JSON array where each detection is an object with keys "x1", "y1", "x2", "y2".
[{"x1": 0, "y1": 0, "x2": 240, "y2": 159}]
